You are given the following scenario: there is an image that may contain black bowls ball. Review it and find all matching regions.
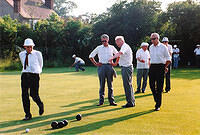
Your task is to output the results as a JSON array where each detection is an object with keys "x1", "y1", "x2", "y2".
[
  {"x1": 76, "y1": 114, "x2": 82, "y2": 121},
  {"x1": 51, "y1": 121, "x2": 58, "y2": 129},
  {"x1": 63, "y1": 119, "x2": 68, "y2": 126}
]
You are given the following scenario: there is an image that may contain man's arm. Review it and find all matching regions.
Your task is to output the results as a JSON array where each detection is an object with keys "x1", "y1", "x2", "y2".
[{"x1": 89, "y1": 58, "x2": 102, "y2": 67}]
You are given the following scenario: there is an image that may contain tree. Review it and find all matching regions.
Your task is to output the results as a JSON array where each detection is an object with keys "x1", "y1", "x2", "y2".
[{"x1": 54, "y1": 0, "x2": 77, "y2": 17}]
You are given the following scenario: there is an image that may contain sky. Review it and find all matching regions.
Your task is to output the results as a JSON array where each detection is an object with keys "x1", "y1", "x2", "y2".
[{"x1": 69, "y1": 0, "x2": 187, "y2": 16}]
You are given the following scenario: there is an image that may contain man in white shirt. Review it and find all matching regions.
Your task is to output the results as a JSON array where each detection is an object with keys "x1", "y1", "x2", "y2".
[
  {"x1": 19, "y1": 38, "x2": 44, "y2": 120},
  {"x1": 162, "y1": 37, "x2": 173, "y2": 93},
  {"x1": 135, "y1": 42, "x2": 150, "y2": 93},
  {"x1": 71, "y1": 54, "x2": 85, "y2": 72},
  {"x1": 149, "y1": 33, "x2": 171, "y2": 111},
  {"x1": 109, "y1": 36, "x2": 135, "y2": 108},
  {"x1": 89, "y1": 34, "x2": 118, "y2": 106},
  {"x1": 173, "y1": 45, "x2": 180, "y2": 69},
  {"x1": 194, "y1": 44, "x2": 200, "y2": 68}
]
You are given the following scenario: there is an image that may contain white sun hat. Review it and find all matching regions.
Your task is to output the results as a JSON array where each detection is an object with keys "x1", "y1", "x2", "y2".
[
  {"x1": 72, "y1": 54, "x2": 76, "y2": 58},
  {"x1": 162, "y1": 37, "x2": 169, "y2": 42},
  {"x1": 141, "y1": 42, "x2": 149, "y2": 47},
  {"x1": 174, "y1": 45, "x2": 177, "y2": 48},
  {"x1": 23, "y1": 38, "x2": 35, "y2": 46}
]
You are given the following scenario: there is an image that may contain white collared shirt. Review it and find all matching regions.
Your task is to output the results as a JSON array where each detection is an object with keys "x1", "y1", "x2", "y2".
[
  {"x1": 149, "y1": 42, "x2": 171, "y2": 64},
  {"x1": 89, "y1": 45, "x2": 118, "y2": 64},
  {"x1": 173, "y1": 48, "x2": 180, "y2": 58},
  {"x1": 194, "y1": 48, "x2": 200, "y2": 55},
  {"x1": 136, "y1": 48, "x2": 150, "y2": 69},
  {"x1": 19, "y1": 50, "x2": 43, "y2": 74},
  {"x1": 75, "y1": 57, "x2": 85, "y2": 64},
  {"x1": 119, "y1": 43, "x2": 133, "y2": 67}
]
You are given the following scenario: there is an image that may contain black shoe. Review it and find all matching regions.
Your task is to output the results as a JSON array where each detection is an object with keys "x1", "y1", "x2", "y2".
[
  {"x1": 97, "y1": 103, "x2": 103, "y2": 106},
  {"x1": 110, "y1": 102, "x2": 117, "y2": 106},
  {"x1": 154, "y1": 107, "x2": 160, "y2": 111},
  {"x1": 135, "y1": 91, "x2": 141, "y2": 93},
  {"x1": 142, "y1": 90, "x2": 145, "y2": 93},
  {"x1": 23, "y1": 116, "x2": 32, "y2": 121},
  {"x1": 122, "y1": 104, "x2": 135, "y2": 108},
  {"x1": 39, "y1": 103, "x2": 44, "y2": 115},
  {"x1": 82, "y1": 69, "x2": 85, "y2": 71}
]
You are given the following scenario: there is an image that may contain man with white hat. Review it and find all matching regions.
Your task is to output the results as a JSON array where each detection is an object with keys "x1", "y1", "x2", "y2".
[
  {"x1": 71, "y1": 54, "x2": 85, "y2": 71},
  {"x1": 162, "y1": 37, "x2": 173, "y2": 93},
  {"x1": 135, "y1": 42, "x2": 150, "y2": 93},
  {"x1": 19, "y1": 38, "x2": 44, "y2": 120},
  {"x1": 194, "y1": 44, "x2": 200, "y2": 68},
  {"x1": 173, "y1": 45, "x2": 180, "y2": 69}
]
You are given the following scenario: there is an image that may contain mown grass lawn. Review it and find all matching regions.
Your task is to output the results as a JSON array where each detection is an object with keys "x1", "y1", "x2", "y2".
[{"x1": 0, "y1": 67, "x2": 199, "y2": 135}]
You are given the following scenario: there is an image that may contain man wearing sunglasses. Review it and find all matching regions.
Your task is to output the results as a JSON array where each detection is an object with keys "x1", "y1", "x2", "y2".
[
  {"x1": 149, "y1": 33, "x2": 171, "y2": 111},
  {"x1": 19, "y1": 38, "x2": 44, "y2": 120},
  {"x1": 162, "y1": 37, "x2": 173, "y2": 93},
  {"x1": 89, "y1": 34, "x2": 118, "y2": 106}
]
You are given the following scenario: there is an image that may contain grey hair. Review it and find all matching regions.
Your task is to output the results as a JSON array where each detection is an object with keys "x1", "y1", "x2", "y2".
[
  {"x1": 151, "y1": 33, "x2": 160, "y2": 39},
  {"x1": 115, "y1": 36, "x2": 125, "y2": 42},
  {"x1": 101, "y1": 34, "x2": 109, "y2": 39}
]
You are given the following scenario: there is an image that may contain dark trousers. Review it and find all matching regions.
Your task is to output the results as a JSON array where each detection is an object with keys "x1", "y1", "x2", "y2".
[
  {"x1": 21, "y1": 73, "x2": 43, "y2": 117},
  {"x1": 98, "y1": 64, "x2": 115, "y2": 104},
  {"x1": 165, "y1": 64, "x2": 171, "y2": 91},
  {"x1": 196, "y1": 55, "x2": 200, "y2": 68},
  {"x1": 75, "y1": 62, "x2": 85, "y2": 71},
  {"x1": 149, "y1": 64, "x2": 165, "y2": 108}
]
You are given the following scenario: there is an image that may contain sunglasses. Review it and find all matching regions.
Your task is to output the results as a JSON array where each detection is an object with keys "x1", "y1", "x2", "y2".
[
  {"x1": 163, "y1": 41, "x2": 168, "y2": 43},
  {"x1": 101, "y1": 40, "x2": 107, "y2": 43},
  {"x1": 151, "y1": 38, "x2": 157, "y2": 40}
]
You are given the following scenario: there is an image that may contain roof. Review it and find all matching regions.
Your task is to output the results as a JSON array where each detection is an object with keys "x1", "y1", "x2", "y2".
[{"x1": 6, "y1": 0, "x2": 56, "y2": 19}]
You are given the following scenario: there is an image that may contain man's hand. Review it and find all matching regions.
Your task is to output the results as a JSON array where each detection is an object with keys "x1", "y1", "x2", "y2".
[
  {"x1": 95, "y1": 62, "x2": 102, "y2": 67},
  {"x1": 140, "y1": 59, "x2": 145, "y2": 63},
  {"x1": 165, "y1": 67, "x2": 168, "y2": 73}
]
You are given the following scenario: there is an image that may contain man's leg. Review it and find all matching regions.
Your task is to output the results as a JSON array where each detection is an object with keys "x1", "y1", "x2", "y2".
[
  {"x1": 149, "y1": 65, "x2": 157, "y2": 103},
  {"x1": 21, "y1": 73, "x2": 32, "y2": 119},
  {"x1": 121, "y1": 66, "x2": 135, "y2": 106},
  {"x1": 74, "y1": 63, "x2": 79, "y2": 71},
  {"x1": 142, "y1": 69, "x2": 149, "y2": 92},
  {"x1": 30, "y1": 74, "x2": 44, "y2": 115},
  {"x1": 136, "y1": 69, "x2": 143, "y2": 92},
  {"x1": 155, "y1": 65, "x2": 165, "y2": 108},
  {"x1": 98, "y1": 66, "x2": 106, "y2": 105},
  {"x1": 165, "y1": 64, "x2": 171, "y2": 92},
  {"x1": 106, "y1": 65, "x2": 115, "y2": 104}
]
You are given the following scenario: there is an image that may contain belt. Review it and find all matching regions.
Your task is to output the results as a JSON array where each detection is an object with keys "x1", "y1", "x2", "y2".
[
  {"x1": 22, "y1": 72, "x2": 39, "y2": 75},
  {"x1": 101, "y1": 63, "x2": 111, "y2": 65}
]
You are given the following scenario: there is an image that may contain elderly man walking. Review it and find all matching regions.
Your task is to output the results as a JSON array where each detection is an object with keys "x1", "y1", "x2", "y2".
[
  {"x1": 135, "y1": 42, "x2": 150, "y2": 93},
  {"x1": 19, "y1": 38, "x2": 44, "y2": 120},
  {"x1": 173, "y1": 45, "x2": 180, "y2": 69},
  {"x1": 109, "y1": 36, "x2": 135, "y2": 108},
  {"x1": 162, "y1": 37, "x2": 173, "y2": 93},
  {"x1": 89, "y1": 34, "x2": 118, "y2": 106},
  {"x1": 149, "y1": 33, "x2": 171, "y2": 111}
]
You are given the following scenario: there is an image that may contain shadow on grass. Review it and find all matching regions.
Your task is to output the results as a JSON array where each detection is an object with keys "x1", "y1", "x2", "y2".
[
  {"x1": 0, "y1": 94, "x2": 152, "y2": 133},
  {"x1": 47, "y1": 109, "x2": 155, "y2": 135}
]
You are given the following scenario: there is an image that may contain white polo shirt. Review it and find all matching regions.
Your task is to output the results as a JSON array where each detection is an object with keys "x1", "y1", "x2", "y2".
[
  {"x1": 75, "y1": 57, "x2": 85, "y2": 64},
  {"x1": 119, "y1": 43, "x2": 133, "y2": 67},
  {"x1": 136, "y1": 48, "x2": 150, "y2": 69},
  {"x1": 194, "y1": 48, "x2": 200, "y2": 55},
  {"x1": 19, "y1": 50, "x2": 43, "y2": 74},
  {"x1": 89, "y1": 45, "x2": 118, "y2": 64},
  {"x1": 149, "y1": 42, "x2": 171, "y2": 64}
]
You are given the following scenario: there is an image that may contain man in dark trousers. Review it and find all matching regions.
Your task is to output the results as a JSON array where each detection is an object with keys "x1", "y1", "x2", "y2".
[
  {"x1": 19, "y1": 38, "x2": 44, "y2": 120},
  {"x1": 89, "y1": 34, "x2": 118, "y2": 106},
  {"x1": 149, "y1": 33, "x2": 171, "y2": 111}
]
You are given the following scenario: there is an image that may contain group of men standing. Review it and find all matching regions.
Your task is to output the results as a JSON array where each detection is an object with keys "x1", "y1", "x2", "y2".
[
  {"x1": 89, "y1": 33, "x2": 171, "y2": 111},
  {"x1": 18, "y1": 32, "x2": 199, "y2": 120}
]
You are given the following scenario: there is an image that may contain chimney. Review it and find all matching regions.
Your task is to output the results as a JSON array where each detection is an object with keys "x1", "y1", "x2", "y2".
[
  {"x1": 14, "y1": 0, "x2": 21, "y2": 13},
  {"x1": 45, "y1": 0, "x2": 54, "y2": 9}
]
